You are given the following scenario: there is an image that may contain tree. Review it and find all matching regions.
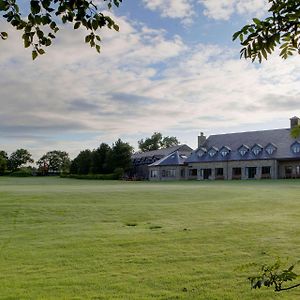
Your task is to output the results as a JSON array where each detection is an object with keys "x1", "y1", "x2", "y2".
[
  {"x1": 37, "y1": 150, "x2": 70, "y2": 175},
  {"x1": 233, "y1": 0, "x2": 300, "y2": 62},
  {"x1": 8, "y1": 149, "x2": 34, "y2": 171},
  {"x1": 138, "y1": 132, "x2": 180, "y2": 152},
  {"x1": 90, "y1": 143, "x2": 112, "y2": 174},
  {"x1": 70, "y1": 149, "x2": 92, "y2": 175},
  {"x1": 0, "y1": 0, "x2": 122, "y2": 59},
  {"x1": 109, "y1": 138, "x2": 133, "y2": 172},
  {"x1": 0, "y1": 150, "x2": 8, "y2": 175}
]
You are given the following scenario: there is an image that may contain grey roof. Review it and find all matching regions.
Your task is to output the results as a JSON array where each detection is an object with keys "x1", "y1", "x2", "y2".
[
  {"x1": 186, "y1": 128, "x2": 300, "y2": 163},
  {"x1": 132, "y1": 144, "x2": 192, "y2": 159},
  {"x1": 149, "y1": 151, "x2": 188, "y2": 167}
]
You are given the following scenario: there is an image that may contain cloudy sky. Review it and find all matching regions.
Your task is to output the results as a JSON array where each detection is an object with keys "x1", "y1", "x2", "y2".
[{"x1": 1, "y1": 0, "x2": 300, "y2": 160}]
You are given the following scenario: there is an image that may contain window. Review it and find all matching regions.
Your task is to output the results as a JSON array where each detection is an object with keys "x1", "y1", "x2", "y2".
[
  {"x1": 238, "y1": 145, "x2": 249, "y2": 157},
  {"x1": 285, "y1": 166, "x2": 292, "y2": 175},
  {"x1": 189, "y1": 169, "x2": 197, "y2": 176},
  {"x1": 265, "y1": 143, "x2": 276, "y2": 155},
  {"x1": 203, "y1": 168, "x2": 212, "y2": 180},
  {"x1": 181, "y1": 169, "x2": 185, "y2": 177},
  {"x1": 166, "y1": 169, "x2": 176, "y2": 177},
  {"x1": 291, "y1": 142, "x2": 300, "y2": 154},
  {"x1": 197, "y1": 149, "x2": 206, "y2": 158},
  {"x1": 232, "y1": 167, "x2": 242, "y2": 178},
  {"x1": 162, "y1": 170, "x2": 166, "y2": 177},
  {"x1": 252, "y1": 145, "x2": 262, "y2": 156},
  {"x1": 262, "y1": 166, "x2": 271, "y2": 175},
  {"x1": 216, "y1": 168, "x2": 223, "y2": 176},
  {"x1": 247, "y1": 167, "x2": 257, "y2": 179},
  {"x1": 296, "y1": 166, "x2": 300, "y2": 175},
  {"x1": 151, "y1": 170, "x2": 159, "y2": 178},
  {"x1": 219, "y1": 146, "x2": 230, "y2": 157},
  {"x1": 208, "y1": 147, "x2": 218, "y2": 157}
]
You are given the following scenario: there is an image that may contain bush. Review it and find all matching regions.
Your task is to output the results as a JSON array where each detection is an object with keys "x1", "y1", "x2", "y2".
[
  {"x1": 113, "y1": 167, "x2": 124, "y2": 179},
  {"x1": 10, "y1": 168, "x2": 33, "y2": 177},
  {"x1": 60, "y1": 173, "x2": 118, "y2": 180}
]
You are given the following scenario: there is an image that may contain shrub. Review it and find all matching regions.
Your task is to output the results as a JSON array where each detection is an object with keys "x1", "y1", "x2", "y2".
[
  {"x1": 61, "y1": 173, "x2": 118, "y2": 180},
  {"x1": 10, "y1": 168, "x2": 33, "y2": 177}
]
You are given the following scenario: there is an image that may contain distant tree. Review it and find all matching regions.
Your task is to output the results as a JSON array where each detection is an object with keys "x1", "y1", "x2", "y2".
[
  {"x1": 291, "y1": 125, "x2": 300, "y2": 139},
  {"x1": 90, "y1": 143, "x2": 112, "y2": 174},
  {"x1": 0, "y1": 0, "x2": 122, "y2": 59},
  {"x1": 233, "y1": 0, "x2": 300, "y2": 62},
  {"x1": 70, "y1": 149, "x2": 92, "y2": 175},
  {"x1": 161, "y1": 136, "x2": 180, "y2": 148},
  {"x1": 138, "y1": 132, "x2": 180, "y2": 152},
  {"x1": 109, "y1": 138, "x2": 133, "y2": 172},
  {"x1": 0, "y1": 150, "x2": 8, "y2": 174},
  {"x1": 37, "y1": 150, "x2": 70, "y2": 175},
  {"x1": 8, "y1": 149, "x2": 34, "y2": 171}
]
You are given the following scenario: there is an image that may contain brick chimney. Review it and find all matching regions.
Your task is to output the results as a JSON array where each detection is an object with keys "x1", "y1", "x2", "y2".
[
  {"x1": 290, "y1": 116, "x2": 300, "y2": 129},
  {"x1": 198, "y1": 132, "x2": 206, "y2": 148}
]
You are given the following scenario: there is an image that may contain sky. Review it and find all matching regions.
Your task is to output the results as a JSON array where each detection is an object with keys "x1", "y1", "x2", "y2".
[{"x1": 1, "y1": 0, "x2": 300, "y2": 160}]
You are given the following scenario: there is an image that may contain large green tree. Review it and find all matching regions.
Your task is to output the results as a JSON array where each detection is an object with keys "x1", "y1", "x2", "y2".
[
  {"x1": 109, "y1": 138, "x2": 133, "y2": 172},
  {"x1": 70, "y1": 149, "x2": 92, "y2": 175},
  {"x1": 90, "y1": 143, "x2": 112, "y2": 174},
  {"x1": 37, "y1": 150, "x2": 70, "y2": 175},
  {"x1": 8, "y1": 148, "x2": 34, "y2": 171},
  {"x1": 138, "y1": 132, "x2": 180, "y2": 152},
  {"x1": 0, "y1": 0, "x2": 122, "y2": 59},
  {"x1": 234, "y1": 0, "x2": 300, "y2": 62}
]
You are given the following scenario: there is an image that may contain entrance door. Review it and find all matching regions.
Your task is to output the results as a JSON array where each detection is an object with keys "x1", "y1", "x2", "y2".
[
  {"x1": 203, "y1": 168, "x2": 212, "y2": 180},
  {"x1": 247, "y1": 167, "x2": 257, "y2": 179}
]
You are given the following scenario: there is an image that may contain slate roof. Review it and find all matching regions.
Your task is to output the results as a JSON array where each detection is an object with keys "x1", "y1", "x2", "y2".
[
  {"x1": 132, "y1": 144, "x2": 192, "y2": 159},
  {"x1": 186, "y1": 128, "x2": 300, "y2": 163},
  {"x1": 149, "y1": 151, "x2": 188, "y2": 167}
]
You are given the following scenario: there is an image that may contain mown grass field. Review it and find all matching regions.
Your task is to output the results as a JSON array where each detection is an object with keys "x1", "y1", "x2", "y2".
[{"x1": 0, "y1": 177, "x2": 300, "y2": 299}]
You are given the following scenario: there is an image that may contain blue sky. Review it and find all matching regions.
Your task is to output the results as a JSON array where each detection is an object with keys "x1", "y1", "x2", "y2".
[{"x1": 1, "y1": 0, "x2": 300, "y2": 160}]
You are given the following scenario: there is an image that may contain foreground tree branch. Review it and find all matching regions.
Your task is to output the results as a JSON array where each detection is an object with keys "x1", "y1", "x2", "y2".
[
  {"x1": 248, "y1": 259, "x2": 300, "y2": 292},
  {"x1": 0, "y1": 0, "x2": 122, "y2": 59},
  {"x1": 233, "y1": 0, "x2": 300, "y2": 62}
]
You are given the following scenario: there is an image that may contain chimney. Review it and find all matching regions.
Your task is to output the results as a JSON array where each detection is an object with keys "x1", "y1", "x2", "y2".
[
  {"x1": 290, "y1": 116, "x2": 300, "y2": 129},
  {"x1": 198, "y1": 132, "x2": 206, "y2": 148}
]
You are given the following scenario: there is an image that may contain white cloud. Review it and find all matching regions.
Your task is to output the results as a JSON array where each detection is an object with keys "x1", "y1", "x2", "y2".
[
  {"x1": 142, "y1": 0, "x2": 195, "y2": 24},
  {"x1": 200, "y1": 0, "x2": 270, "y2": 20}
]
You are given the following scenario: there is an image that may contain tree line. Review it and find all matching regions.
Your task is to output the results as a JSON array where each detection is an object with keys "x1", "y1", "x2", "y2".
[{"x1": 0, "y1": 133, "x2": 179, "y2": 177}]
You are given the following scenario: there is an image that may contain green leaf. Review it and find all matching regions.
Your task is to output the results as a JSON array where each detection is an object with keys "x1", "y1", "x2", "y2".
[
  {"x1": 32, "y1": 50, "x2": 38, "y2": 60},
  {"x1": 74, "y1": 22, "x2": 81, "y2": 29},
  {"x1": 85, "y1": 35, "x2": 91, "y2": 43},
  {"x1": 38, "y1": 48, "x2": 45, "y2": 55},
  {"x1": 252, "y1": 18, "x2": 261, "y2": 25},
  {"x1": 30, "y1": 0, "x2": 41, "y2": 14},
  {"x1": 113, "y1": 24, "x2": 119, "y2": 31},
  {"x1": 1, "y1": 31, "x2": 8, "y2": 40}
]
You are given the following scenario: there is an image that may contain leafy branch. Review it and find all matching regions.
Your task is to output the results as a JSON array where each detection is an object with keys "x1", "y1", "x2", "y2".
[
  {"x1": 248, "y1": 259, "x2": 300, "y2": 292},
  {"x1": 0, "y1": 0, "x2": 122, "y2": 59},
  {"x1": 233, "y1": 0, "x2": 300, "y2": 62}
]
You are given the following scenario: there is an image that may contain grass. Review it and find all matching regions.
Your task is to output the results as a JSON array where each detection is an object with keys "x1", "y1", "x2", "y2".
[{"x1": 0, "y1": 177, "x2": 300, "y2": 299}]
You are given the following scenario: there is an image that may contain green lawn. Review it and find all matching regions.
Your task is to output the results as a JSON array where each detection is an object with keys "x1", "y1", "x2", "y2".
[{"x1": 0, "y1": 177, "x2": 300, "y2": 299}]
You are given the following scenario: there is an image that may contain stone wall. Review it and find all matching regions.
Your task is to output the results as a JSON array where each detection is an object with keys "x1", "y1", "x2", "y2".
[{"x1": 188, "y1": 159, "x2": 278, "y2": 180}]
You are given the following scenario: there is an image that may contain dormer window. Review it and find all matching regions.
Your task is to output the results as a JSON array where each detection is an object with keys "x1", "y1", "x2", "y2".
[
  {"x1": 208, "y1": 147, "x2": 218, "y2": 157},
  {"x1": 197, "y1": 147, "x2": 206, "y2": 158},
  {"x1": 265, "y1": 143, "x2": 277, "y2": 155},
  {"x1": 252, "y1": 144, "x2": 263, "y2": 156},
  {"x1": 239, "y1": 145, "x2": 249, "y2": 157},
  {"x1": 220, "y1": 146, "x2": 231, "y2": 157},
  {"x1": 291, "y1": 142, "x2": 300, "y2": 154}
]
